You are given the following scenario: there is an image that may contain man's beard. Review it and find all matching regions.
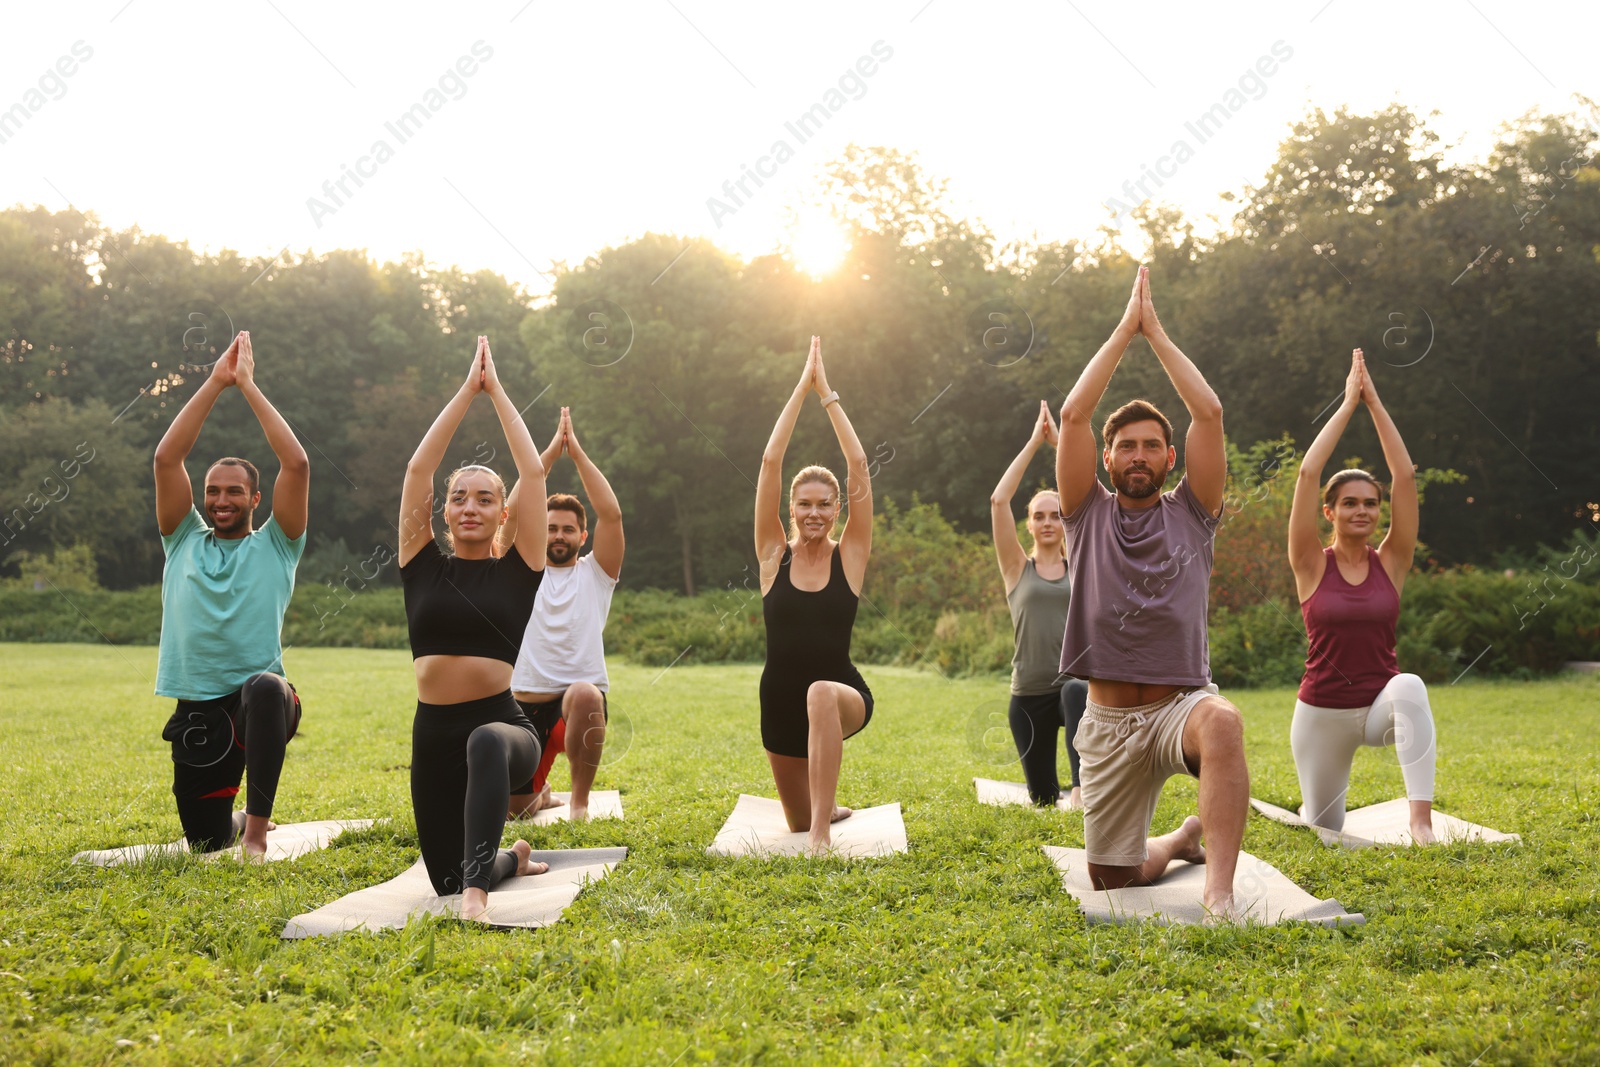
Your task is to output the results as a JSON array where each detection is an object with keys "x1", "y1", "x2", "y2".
[
  {"x1": 1110, "y1": 460, "x2": 1169, "y2": 499},
  {"x1": 546, "y1": 541, "x2": 576, "y2": 564},
  {"x1": 208, "y1": 506, "x2": 250, "y2": 534}
]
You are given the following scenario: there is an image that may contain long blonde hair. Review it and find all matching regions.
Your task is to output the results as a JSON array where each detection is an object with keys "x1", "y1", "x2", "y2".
[{"x1": 788, "y1": 465, "x2": 841, "y2": 542}]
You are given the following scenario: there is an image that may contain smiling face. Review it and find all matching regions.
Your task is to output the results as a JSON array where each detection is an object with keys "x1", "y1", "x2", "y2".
[
  {"x1": 1104, "y1": 419, "x2": 1175, "y2": 502},
  {"x1": 790, "y1": 478, "x2": 839, "y2": 544},
  {"x1": 546, "y1": 507, "x2": 588, "y2": 566},
  {"x1": 1324, "y1": 478, "x2": 1382, "y2": 541},
  {"x1": 444, "y1": 468, "x2": 506, "y2": 557},
  {"x1": 204, "y1": 462, "x2": 260, "y2": 539}
]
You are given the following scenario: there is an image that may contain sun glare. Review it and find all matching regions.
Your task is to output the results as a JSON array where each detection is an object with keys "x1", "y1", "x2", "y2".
[{"x1": 789, "y1": 219, "x2": 850, "y2": 278}]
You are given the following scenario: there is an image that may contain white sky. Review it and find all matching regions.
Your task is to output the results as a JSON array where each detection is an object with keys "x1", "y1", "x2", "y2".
[{"x1": 1, "y1": 1, "x2": 1592, "y2": 295}]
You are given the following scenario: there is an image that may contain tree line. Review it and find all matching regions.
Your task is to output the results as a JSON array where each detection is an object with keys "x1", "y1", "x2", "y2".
[{"x1": 2, "y1": 103, "x2": 1597, "y2": 596}]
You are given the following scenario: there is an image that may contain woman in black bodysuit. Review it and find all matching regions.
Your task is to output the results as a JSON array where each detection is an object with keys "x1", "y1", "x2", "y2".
[
  {"x1": 398, "y1": 336, "x2": 549, "y2": 920},
  {"x1": 755, "y1": 336, "x2": 874, "y2": 855}
]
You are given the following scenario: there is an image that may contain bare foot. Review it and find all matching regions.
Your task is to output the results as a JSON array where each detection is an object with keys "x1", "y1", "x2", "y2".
[
  {"x1": 240, "y1": 813, "x2": 272, "y2": 861},
  {"x1": 510, "y1": 840, "x2": 549, "y2": 877},
  {"x1": 805, "y1": 832, "x2": 833, "y2": 857},
  {"x1": 1409, "y1": 800, "x2": 1436, "y2": 845},
  {"x1": 1169, "y1": 815, "x2": 1207, "y2": 865},
  {"x1": 830, "y1": 806, "x2": 852, "y2": 823},
  {"x1": 461, "y1": 887, "x2": 489, "y2": 921},
  {"x1": 1201, "y1": 895, "x2": 1241, "y2": 924},
  {"x1": 535, "y1": 784, "x2": 561, "y2": 811},
  {"x1": 1060, "y1": 787, "x2": 1083, "y2": 811}
]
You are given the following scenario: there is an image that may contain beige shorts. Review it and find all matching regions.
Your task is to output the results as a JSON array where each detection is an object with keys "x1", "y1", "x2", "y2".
[{"x1": 1075, "y1": 684, "x2": 1220, "y2": 865}]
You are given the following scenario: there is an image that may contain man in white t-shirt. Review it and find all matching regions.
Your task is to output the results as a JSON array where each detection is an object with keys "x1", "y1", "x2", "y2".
[{"x1": 505, "y1": 408, "x2": 624, "y2": 822}]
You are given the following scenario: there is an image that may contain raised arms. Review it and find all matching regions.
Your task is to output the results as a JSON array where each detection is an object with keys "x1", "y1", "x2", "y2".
[
  {"x1": 814, "y1": 340, "x2": 872, "y2": 594},
  {"x1": 231, "y1": 332, "x2": 310, "y2": 540},
  {"x1": 399, "y1": 341, "x2": 484, "y2": 567},
  {"x1": 1138, "y1": 270, "x2": 1225, "y2": 516},
  {"x1": 1289, "y1": 351, "x2": 1364, "y2": 600},
  {"x1": 993, "y1": 401, "x2": 1057, "y2": 593},
  {"x1": 755, "y1": 341, "x2": 816, "y2": 583},
  {"x1": 561, "y1": 408, "x2": 624, "y2": 580},
  {"x1": 500, "y1": 413, "x2": 566, "y2": 550},
  {"x1": 154, "y1": 337, "x2": 235, "y2": 535},
  {"x1": 1057, "y1": 269, "x2": 1142, "y2": 517},
  {"x1": 152, "y1": 331, "x2": 308, "y2": 538},
  {"x1": 1364, "y1": 361, "x2": 1417, "y2": 595},
  {"x1": 479, "y1": 339, "x2": 547, "y2": 571}
]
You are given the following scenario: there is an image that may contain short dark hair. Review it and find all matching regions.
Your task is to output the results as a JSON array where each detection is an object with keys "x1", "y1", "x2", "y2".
[
  {"x1": 1323, "y1": 469, "x2": 1384, "y2": 507},
  {"x1": 207, "y1": 457, "x2": 259, "y2": 495},
  {"x1": 1102, "y1": 400, "x2": 1173, "y2": 449},
  {"x1": 547, "y1": 493, "x2": 587, "y2": 531}
]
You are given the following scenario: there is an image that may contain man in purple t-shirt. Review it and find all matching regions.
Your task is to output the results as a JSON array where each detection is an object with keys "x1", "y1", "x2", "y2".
[{"x1": 1054, "y1": 266, "x2": 1250, "y2": 919}]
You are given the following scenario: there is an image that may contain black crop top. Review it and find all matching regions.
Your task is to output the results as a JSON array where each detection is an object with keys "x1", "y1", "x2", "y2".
[{"x1": 400, "y1": 540, "x2": 543, "y2": 663}]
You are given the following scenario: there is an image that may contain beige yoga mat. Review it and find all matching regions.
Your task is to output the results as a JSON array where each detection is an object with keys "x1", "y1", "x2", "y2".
[
  {"x1": 1042, "y1": 845, "x2": 1365, "y2": 927},
  {"x1": 974, "y1": 777, "x2": 1082, "y2": 811},
  {"x1": 707, "y1": 794, "x2": 907, "y2": 859},
  {"x1": 72, "y1": 819, "x2": 375, "y2": 866},
  {"x1": 280, "y1": 846, "x2": 628, "y2": 938},
  {"x1": 1249, "y1": 797, "x2": 1520, "y2": 849},
  {"x1": 521, "y1": 790, "x2": 624, "y2": 826}
]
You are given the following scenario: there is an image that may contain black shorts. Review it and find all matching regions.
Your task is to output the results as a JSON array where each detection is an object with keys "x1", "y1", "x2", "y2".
[
  {"x1": 758, "y1": 671, "x2": 874, "y2": 760},
  {"x1": 161, "y1": 683, "x2": 301, "y2": 799},
  {"x1": 512, "y1": 690, "x2": 607, "y2": 794}
]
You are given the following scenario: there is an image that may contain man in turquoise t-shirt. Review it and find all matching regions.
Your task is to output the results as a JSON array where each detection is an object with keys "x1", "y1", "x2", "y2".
[{"x1": 153, "y1": 330, "x2": 309, "y2": 858}]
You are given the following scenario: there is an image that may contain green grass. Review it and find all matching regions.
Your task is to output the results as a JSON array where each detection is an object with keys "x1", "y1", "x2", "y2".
[{"x1": 0, "y1": 645, "x2": 1596, "y2": 1066}]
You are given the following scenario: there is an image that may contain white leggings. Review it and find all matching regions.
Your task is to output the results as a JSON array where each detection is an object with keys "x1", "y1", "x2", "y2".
[{"x1": 1290, "y1": 672, "x2": 1436, "y2": 832}]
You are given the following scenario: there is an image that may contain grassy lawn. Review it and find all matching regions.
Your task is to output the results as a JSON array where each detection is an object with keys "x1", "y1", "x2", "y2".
[{"x1": 0, "y1": 644, "x2": 1595, "y2": 1065}]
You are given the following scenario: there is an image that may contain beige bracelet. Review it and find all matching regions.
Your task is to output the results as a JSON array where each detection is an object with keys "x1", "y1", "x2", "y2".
[{"x1": 820, "y1": 390, "x2": 840, "y2": 408}]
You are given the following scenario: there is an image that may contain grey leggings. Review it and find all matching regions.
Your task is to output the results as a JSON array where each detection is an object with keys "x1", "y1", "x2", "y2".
[{"x1": 1291, "y1": 672, "x2": 1436, "y2": 831}]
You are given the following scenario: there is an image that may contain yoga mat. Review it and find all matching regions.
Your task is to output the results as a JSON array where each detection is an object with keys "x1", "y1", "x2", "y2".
[
  {"x1": 974, "y1": 777, "x2": 1082, "y2": 811},
  {"x1": 72, "y1": 819, "x2": 375, "y2": 867},
  {"x1": 1249, "y1": 797, "x2": 1520, "y2": 849},
  {"x1": 1042, "y1": 845, "x2": 1365, "y2": 927},
  {"x1": 707, "y1": 794, "x2": 907, "y2": 859},
  {"x1": 522, "y1": 790, "x2": 624, "y2": 826},
  {"x1": 281, "y1": 847, "x2": 628, "y2": 937}
]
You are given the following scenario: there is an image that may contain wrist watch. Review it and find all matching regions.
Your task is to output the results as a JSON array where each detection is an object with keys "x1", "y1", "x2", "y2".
[{"x1": 820, "y1": 390, "x2": 840, "y2": 408}]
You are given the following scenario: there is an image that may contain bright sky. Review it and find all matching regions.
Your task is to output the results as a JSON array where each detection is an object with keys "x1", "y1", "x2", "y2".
[{"x1": 2, "y1": 1, "x2": 1592, "y2": 294}]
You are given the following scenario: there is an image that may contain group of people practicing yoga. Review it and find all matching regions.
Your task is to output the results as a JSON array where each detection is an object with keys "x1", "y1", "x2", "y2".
[{"x1": 150, "y1": 266, "x2": 1436, "y2": 920}]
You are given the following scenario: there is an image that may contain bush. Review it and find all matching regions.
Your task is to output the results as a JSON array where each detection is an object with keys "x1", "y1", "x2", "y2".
[{"x1": 0, "y1": 585, "x2": 162, "y2": 643}]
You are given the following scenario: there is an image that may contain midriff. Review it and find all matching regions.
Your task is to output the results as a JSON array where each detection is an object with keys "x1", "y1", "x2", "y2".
[
  {"x1": 415, "y1": 654, "x2": 513, "y2": 705},
  {"x1": 1087, "y1": 679, "x2": 1185, "y2": 709}
]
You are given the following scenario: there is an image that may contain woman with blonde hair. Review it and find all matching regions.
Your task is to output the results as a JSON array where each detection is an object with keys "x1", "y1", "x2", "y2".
[
  {"x1": 399, "y1": 336, "x2": 550, "y2": 919},
  {"x1": 755, "y1": 336, "x2": 874, "y2": 854},
  {"x1": 1287, "y1": 348, "x2": 1436, "y2": 843},
  {"x1": 991, "y1": 401, "x2": 1087, "y2": 807}
]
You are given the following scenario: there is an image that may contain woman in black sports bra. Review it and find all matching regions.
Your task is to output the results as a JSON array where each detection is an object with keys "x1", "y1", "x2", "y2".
[
  {"x1": 755, "y1": 336, "x2": 874, "y2": 855},
  {"x1": 398, "y1": 336, "x2": 549, "y2": 920}
]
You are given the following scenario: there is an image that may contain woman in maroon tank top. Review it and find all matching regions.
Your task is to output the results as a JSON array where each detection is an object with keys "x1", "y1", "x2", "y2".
[{"x1": 1287, "y1": 349, "x2": 1437, "y2": 843}]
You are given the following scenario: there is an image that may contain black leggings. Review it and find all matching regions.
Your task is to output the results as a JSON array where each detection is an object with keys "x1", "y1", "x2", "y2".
[
  {"x1": 410, "y1": 691, "x2": 540, "y2": 895},
  {"x1": 165, "y1": 672, "x2": 300, "y2": 853},
  {"x1": 1008, "y1": 681, "x2": 1087, "y2": 805}
]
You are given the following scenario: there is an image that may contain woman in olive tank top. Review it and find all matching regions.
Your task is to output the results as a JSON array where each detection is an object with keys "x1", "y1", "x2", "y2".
[
  {"x1": 1287, "y1": 349, "x2": 1436, "y2": 843},
  {"x1": 991, "y1": 401, "x2": 1087, "y2": 807},
  {"x1": 754, "y1": 337, "x2": 875, "y2": 856}
]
